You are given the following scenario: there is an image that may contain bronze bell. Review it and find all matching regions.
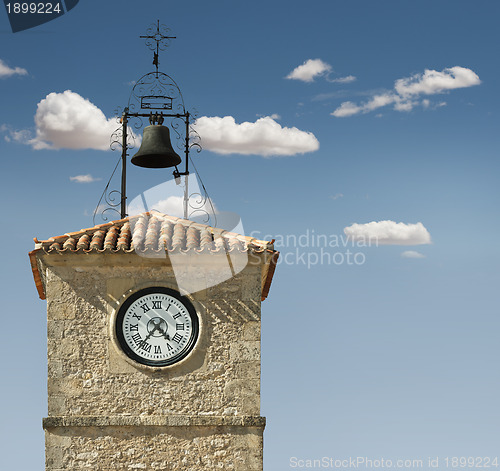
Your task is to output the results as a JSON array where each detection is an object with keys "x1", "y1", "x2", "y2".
[{"x1": 131, "y1": 125, "x2": 182, "y2": 169}]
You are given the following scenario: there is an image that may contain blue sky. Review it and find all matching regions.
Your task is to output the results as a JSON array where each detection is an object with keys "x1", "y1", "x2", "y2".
[{"x1": 1, "y1": 1, "x2": 499, "y2": 469}]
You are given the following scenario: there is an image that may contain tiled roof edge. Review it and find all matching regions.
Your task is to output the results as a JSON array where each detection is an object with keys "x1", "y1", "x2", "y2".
[
  {"x1": 29, "y1": 248, "x2": 46, "y2": 300},
  {"x1": 37, "y1": 213, "x2": 275, "y2": 255},
  {"x1": 30, "y1": 211, "x2": 279, "y2": 301},
  {"x1": 261, "y1": 251, "x2": 280, "y2": 301}
]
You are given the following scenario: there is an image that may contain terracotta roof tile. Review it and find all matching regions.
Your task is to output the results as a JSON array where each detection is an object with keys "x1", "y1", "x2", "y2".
[
  {"x1": 29, "y1": 211, "x2": 279, "y2": 301},
  {"x1": 36, "y1": 211, "x2": 272, "y2": 255},
  {"x1": 62, "y1": 237, "x2": 76, "y2": 251},
  {"x1": 32, "y1": 210, "x2": 277, "y2": 255},
  {"x1": 104, "y1": 226, "x2": 119, "y2": 250},
  {"x1": 77, "y1": 234, "x2": 90, "y2": 250},
  {"x1": 117, "y1": 223, "x2": 131, "y2": 250},
  {"x1": 89, "y1": 230, "x2": 105, "y2": 251}
]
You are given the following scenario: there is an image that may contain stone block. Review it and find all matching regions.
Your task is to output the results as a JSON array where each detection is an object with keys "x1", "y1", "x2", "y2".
[
  {"x1": 47, "y1": 395, "x2": 66, "y2": 415},
  {"x1": 229, "y1": 341, "x2": 260, "y2": 362},
  {"x1": 45, "y1": 445, "x2": 64, "y2": 468},
  {"x1": 43, "y1": 423, "x2": 264, "y2": 470},
  {"x1": 47, "y1": 320, "x2": 65, "y2": 339},
  {"x1": 47, "y1": 360, "x2": 64, "y2": 379},
  {"x1": 47, "y1": 300, "x2": 77, "y2": 320},
  {"x1": 47, "y1": 338, "x2": 80, "y2": 361},
  {"x1": 236, "y1": 361, "x2": 260, "y2": 379},
  {"x1": 243, "y1": 321, "x2": 260, "y2": 340}
]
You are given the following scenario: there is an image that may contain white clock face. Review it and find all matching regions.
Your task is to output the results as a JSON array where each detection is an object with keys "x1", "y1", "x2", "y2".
[{"x1": 116, "y1": 288, "x2": 198, "y2": 366}]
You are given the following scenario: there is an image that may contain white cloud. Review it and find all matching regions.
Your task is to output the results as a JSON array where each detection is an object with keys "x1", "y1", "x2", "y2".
[
  {"x1": 151, "y1": 196, "x2": 185, "y2": 217},
  {"x1": 332, "y1": 66, "x2": 480, "y2": 117},
  {"x1": 256, "y1": 113, "x2": 281, "y2": 120},
  {"x1": 394, "y1": 66, "x2": 480, "y2": 97},
  {"x1": 28, "y1": 90, "x2": 123, "y2": 150},
  {"x1": 129, "y1": 195, "x2": 184, "y2": 218},
  {"x1": 331, "y1": 101, "x2": 363, "y2": 117},
  {"x1": 365, "y1": 93, "x2": 397, "y2": 111},
  {"x1": 10, "y1": 129, "x2": 31, "y2": 142},
  {"x1": 128, "y1": 195, "x2": 217, "y2": 221},
  {"x1": 0, "y1": 59, "x2": 27, "y2": 78},
  {"x1": 194, "y1": 115, "x2": 319, "y2": 157},
  {"x1": 70, "y1": 174, "x2": 101, "y2": 183},
  {"x1": 286, "y1": 59, "x2": 356, "y2": 84},
  {"x1": 344, "y1": 220, "x2": 431, "y2": 245},
  {"x1": 327, "y1": 75, "x2": 357, "y2": 84},
  {"x1": 330, "y1": 193, "x2": 344, "y2": 200},
  {"x1": 138, "y1": 195, "x2": 216, "y2": 219},
  {"x1": 0, "y1": 124, "x2": 31, "y2": 143},
  {"x1": 423, "y1": 99, "x2": 447, "y2": 110},
  {"x1": 393, "y1": 99, "x2": 417, "y2": 112},
  {"x1": 332, "y1": 93, "x2": 406, "y2": 116},
  {"x1": 126, "y1": 176, "x2": 218, "y2": 222},
  {"x1": 401, "y1": 250, "x2": 426, "y2": 258},
  {"x1": 286, "y1": 59, "x2": 332, "y2": 82}
]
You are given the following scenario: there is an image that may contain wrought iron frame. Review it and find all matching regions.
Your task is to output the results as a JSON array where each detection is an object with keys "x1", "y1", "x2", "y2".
[
  {"x1": 118, "y1": 107, "x2": 192, "y2": 219},
  {"x1": 94, "y1": 21, "x2": 211, "y2": 225}
]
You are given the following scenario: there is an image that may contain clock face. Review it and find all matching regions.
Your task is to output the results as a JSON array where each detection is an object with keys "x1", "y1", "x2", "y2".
[{"x1": 115, "y1": 287, "x2": 199, "y2": 367}]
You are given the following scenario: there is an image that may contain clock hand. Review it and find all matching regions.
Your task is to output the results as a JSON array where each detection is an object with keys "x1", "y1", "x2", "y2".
[
  {"x1": 156, "y1": 325, "x2": 170, "y2": 340},
  {"x1": 143, "y1": 319, "x2": 161, "y2": 343}
]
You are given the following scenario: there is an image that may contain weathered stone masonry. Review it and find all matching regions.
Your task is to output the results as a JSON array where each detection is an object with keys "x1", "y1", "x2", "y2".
[{"x1": 30, "y1": 212, "x2": 279, "y2": 471}]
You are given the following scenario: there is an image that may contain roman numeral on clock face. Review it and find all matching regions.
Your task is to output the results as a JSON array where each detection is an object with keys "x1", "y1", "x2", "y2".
[{"x1": 118, "y1": 288, "x2": 198, "y2": 366}]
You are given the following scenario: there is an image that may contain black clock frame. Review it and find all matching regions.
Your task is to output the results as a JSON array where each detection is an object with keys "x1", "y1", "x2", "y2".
[{"x1": 115, "y1": 286, "x2": 199, "y2": 367}]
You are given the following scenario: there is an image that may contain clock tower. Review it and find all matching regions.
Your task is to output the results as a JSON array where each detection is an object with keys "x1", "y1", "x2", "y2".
[{"x1": 29, "y1": 211, "x2": 279, "y2": 470}]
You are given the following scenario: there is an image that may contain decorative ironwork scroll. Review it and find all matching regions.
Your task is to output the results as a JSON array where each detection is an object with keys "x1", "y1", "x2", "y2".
[
  {"x1": 140, "y1": 21, "x2": 176, "y2": 74},
  {"x1": 128, "y1": 72, "x2": 186, "y2": 115},
  {"x1": 94, "y1": 20, "x2": 210, "y2": 226},
  {"x1": 92, "y1": 155, "x2": 123, "y2": 225}
]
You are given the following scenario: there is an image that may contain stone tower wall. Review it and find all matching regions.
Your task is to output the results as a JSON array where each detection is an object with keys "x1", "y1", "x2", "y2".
[{"x1": 42, "y1": 253, "x2": 265, "y2": 471}]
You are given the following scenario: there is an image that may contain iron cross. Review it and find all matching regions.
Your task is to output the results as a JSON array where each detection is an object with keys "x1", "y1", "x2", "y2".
[{"x1": 140, "y1": 20, "x2": 176, "y2": 73}]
